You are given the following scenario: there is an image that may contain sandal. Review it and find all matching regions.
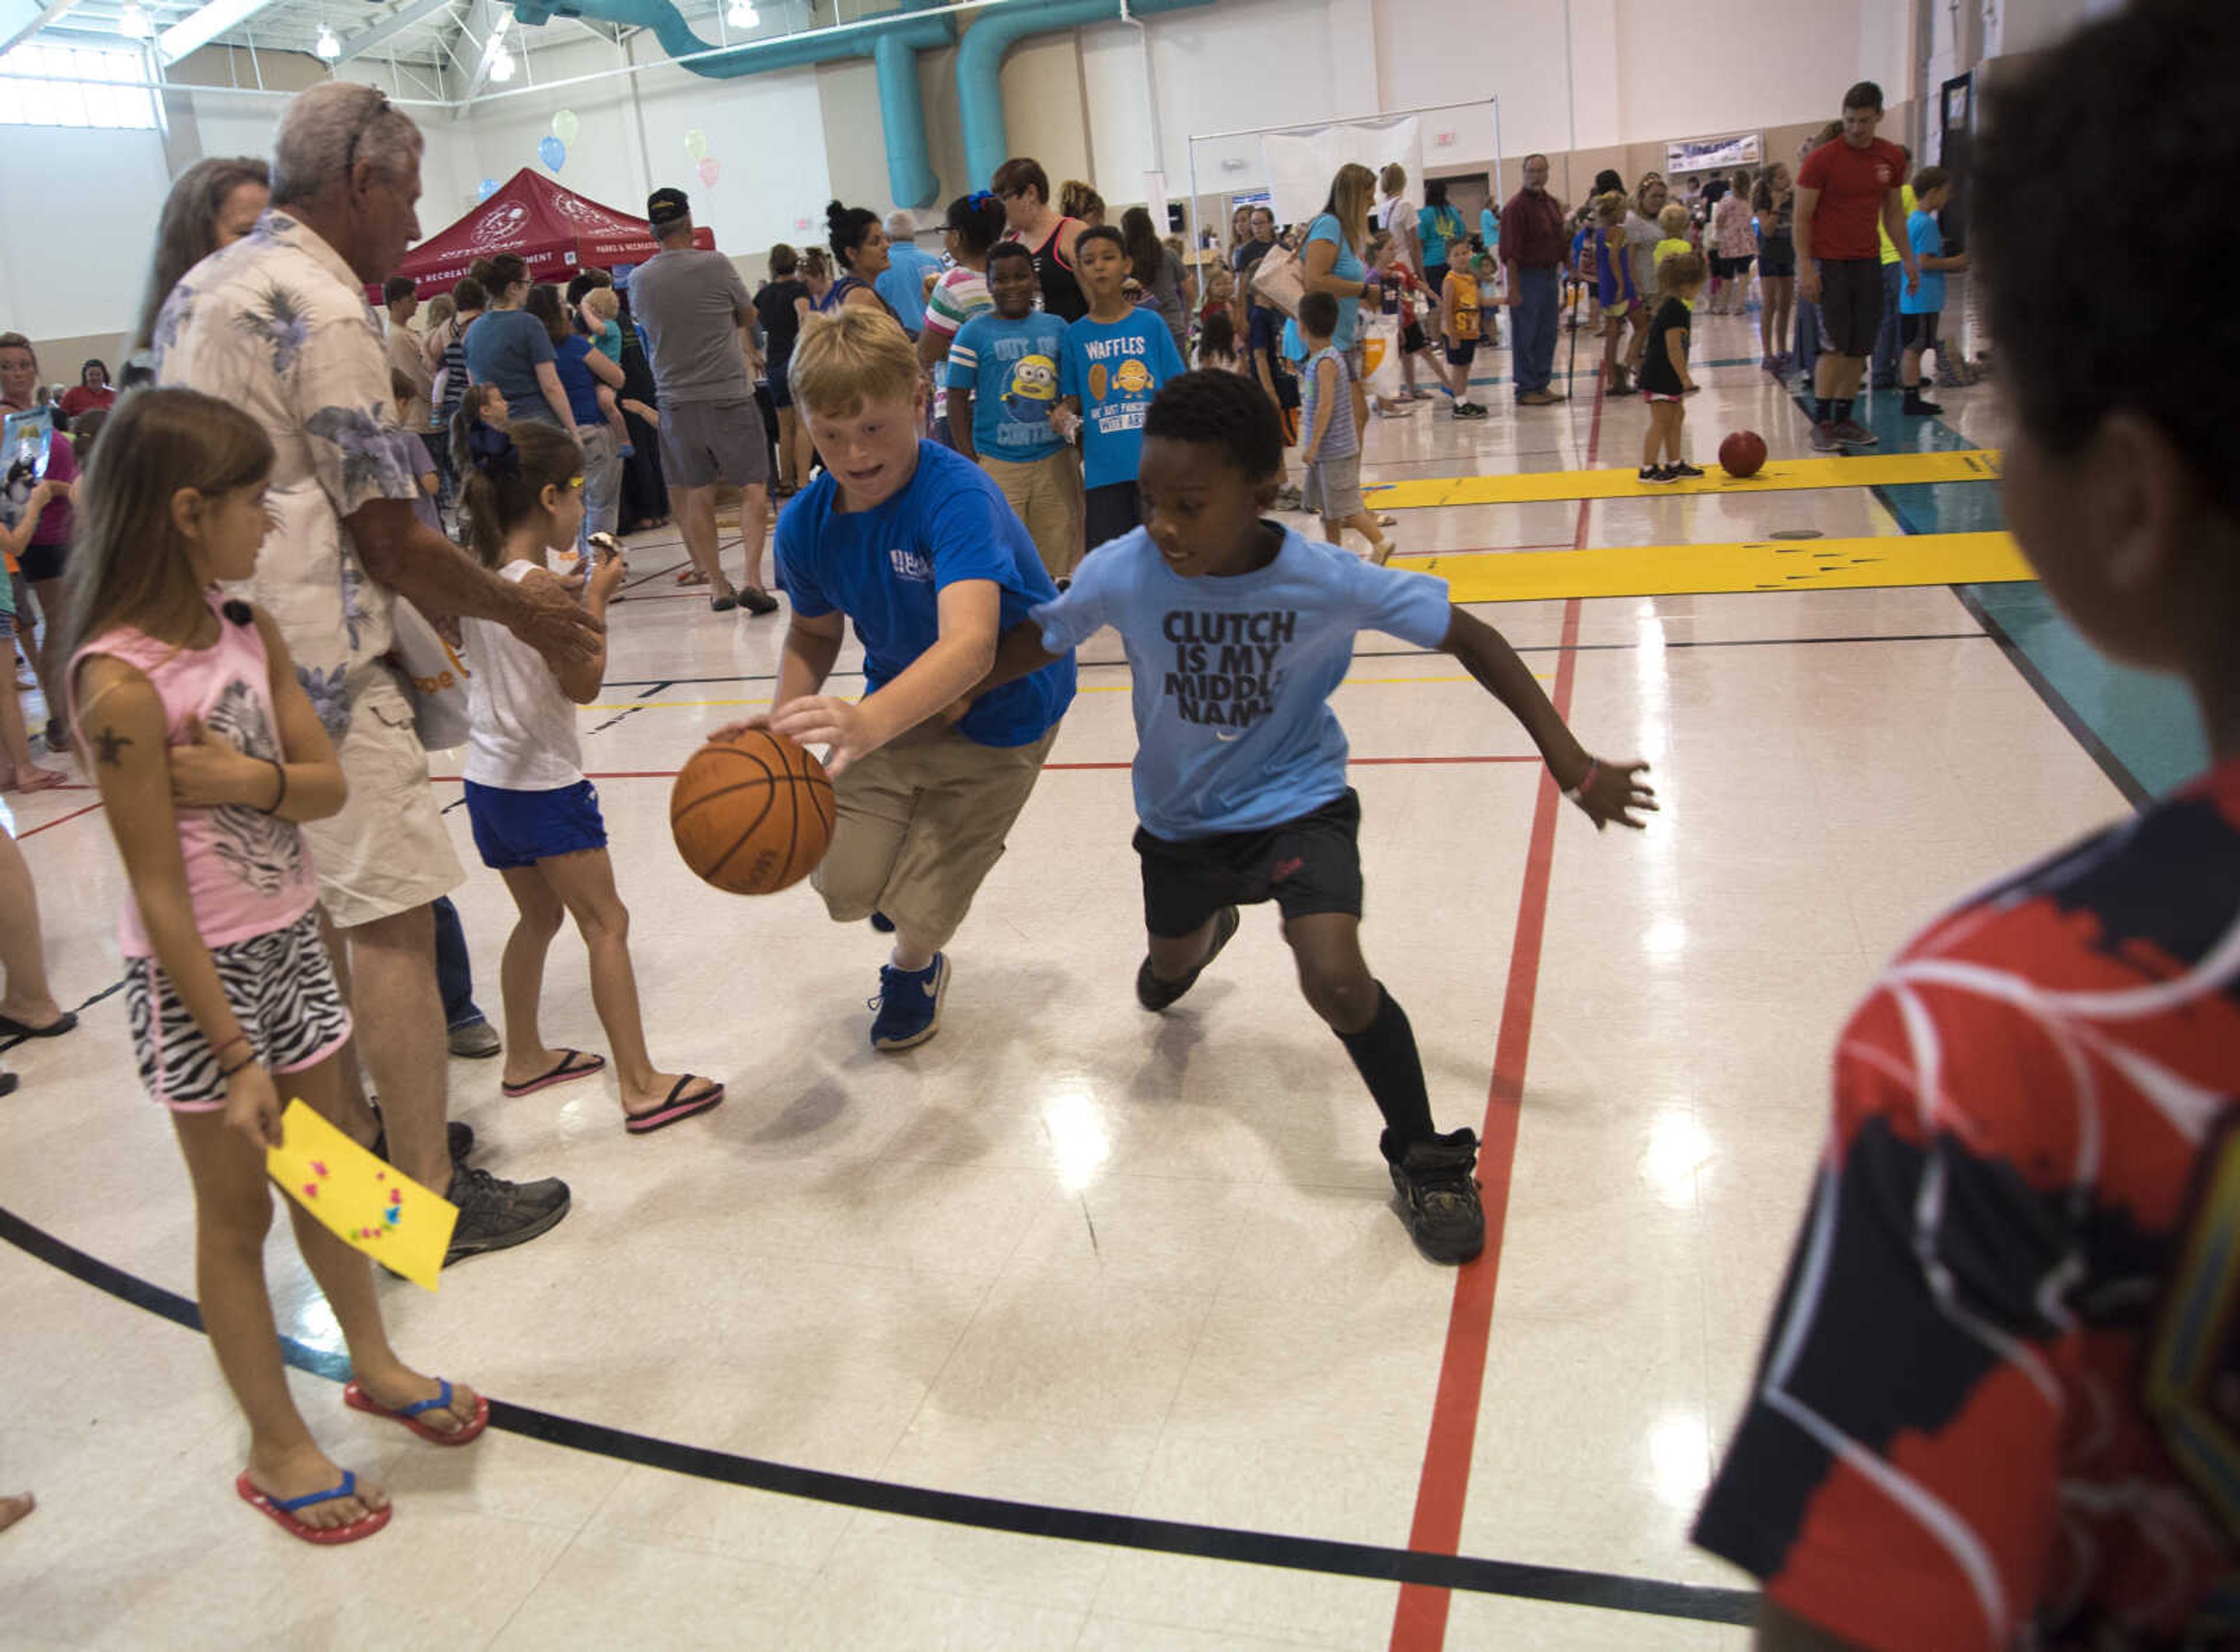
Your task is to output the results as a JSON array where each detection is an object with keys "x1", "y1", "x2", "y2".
[
  {"x1": 343, "y1": 1377, "x2": 488, "y2": 1446},
  {"x1": 0, "y1": 1010, "x2": 76, "y2": 1040},
  {"x1": 674, "y1": 567, "x2": 710, "y2": 586},
  {"x1": 500, "y1": 1048, "x2": 606, "y2": 1098},
  {"x1": 625, "y1": 1074, "x2": 724, "y2": 1135},
  {"x1": 235, "y1": 1471, "x2": 390, "y2": 1545}
]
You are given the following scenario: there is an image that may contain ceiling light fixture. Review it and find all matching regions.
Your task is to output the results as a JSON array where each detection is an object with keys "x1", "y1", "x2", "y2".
[
  {"x1": 488, "y1": 42, "x2": 514, "y2": 80},
  {"x1": 725, "y1": 0, "x2": 759, "y2": 27},
  {"x1": 313, "y1": 22, "x2": 341, "y2": 58},
  {"x1": 117, "y1": 0, "x2": 153, "y2": 38}
]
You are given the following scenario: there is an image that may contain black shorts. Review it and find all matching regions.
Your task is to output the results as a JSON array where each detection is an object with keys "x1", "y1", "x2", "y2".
[
  {"x1": 1817, "y1": 258, "x2": 1883, "y2": 357},
  {"x1": 1401, "y1": 317, "x2": 1429, "y2": 355},
  {"x1": 1899, "y1": 311, "x2": 1940, "y2": 352},
  {"x1": 1135, "y1": 790, "x2": 1364, "y2": 938},
  {"x1": 1085, "y1": 480, "x2": 1140, "y2": 552},
  {"x1": 19, "y1": 541, "x2": 65, "y2": 583},
  {"x1": 1447, "y1": 338, "x2": 1478, "y2": 366}
]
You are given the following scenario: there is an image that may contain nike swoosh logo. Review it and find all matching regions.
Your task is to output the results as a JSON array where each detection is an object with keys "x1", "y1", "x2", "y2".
[{"x1": 1214, "y1": 730, "x2": 1242, "y2": 743}]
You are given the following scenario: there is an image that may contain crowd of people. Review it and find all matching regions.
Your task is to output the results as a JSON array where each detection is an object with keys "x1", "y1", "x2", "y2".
[{"x1": 12, "y1": 15, "x2": 2240, "y2": 1647}]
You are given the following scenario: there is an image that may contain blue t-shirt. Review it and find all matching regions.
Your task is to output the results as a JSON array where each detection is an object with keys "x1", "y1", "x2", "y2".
[
  {"x1": 1305, "y1": 213, "x2": 1366, "y2": 348},
  {"x1": 875, "y1": 243, "x2": 944, "y2": 336},
  {"x1": 1417, "y1": 203, "x2": 1465, "y2": 270},
  {"x1": 1480, "y1": 206, "x2": 1500, "y2": 250},
  {"x1": 775, "y1": 440, "x2": 1076, "y2": 748},
  {"x1": 1901, "y1": 208, "x2": 1946, "y2": 316},
  {"x1": 554, "y1": 335, "x2": 605, "y2": 426},
  {"x1": 947, "y1": 312, "x2": 1068, "y2": 463},
  {"x1": 463, "y1": 309, "x2": 558, "y2": 423},
  {"x1": 1059, "y1": 310, "x2": 1188, "y2": 491},
  {"x1": 1032, "y1": 525, "x2": 1452, "y2": 838}
]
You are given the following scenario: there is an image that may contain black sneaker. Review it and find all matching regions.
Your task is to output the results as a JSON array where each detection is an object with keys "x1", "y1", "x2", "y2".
[
  {"x1": 370, "y1": 1110, "x2": 475, "y2": 1166},
  {"x1": 1903, "y1": 394, "x2": 1944, "y2": 416},
  {"x1": 710, "y1": 591, "x2": 738, "y2": 613},
  {"x1": 1383, "y1": 1128, "x2": 1486, "y2": 1264},
  {"x1": 443, "y1": 1165, "x2": 570, "y2": 1266},
  {"x1": 1637, "y1": 464, "x2": 1678, "y2": 485},
  {"x1": 1666, "y1": 460, "x2": 1704, "y2": 480},
  {"x1": 737, "y1": 586, "x2": 780, "y2": 616},
  {"x1": 1136, "y1": 905, "x2": 1241, "y2": 1012},
  {"x1": 43, "y1": 717, "x2": 67, "y2": 754}
]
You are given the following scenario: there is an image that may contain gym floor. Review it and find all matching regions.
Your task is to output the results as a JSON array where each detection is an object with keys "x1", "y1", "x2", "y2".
[{"x1": 0, "y1": 301, "x2": 2191, "y2": 1649}]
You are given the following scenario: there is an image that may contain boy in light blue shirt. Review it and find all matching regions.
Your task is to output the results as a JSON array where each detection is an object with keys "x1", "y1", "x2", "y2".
[
  {"x1": 946, "y1": 241, "x2": 1082, "y2": 583},
  {"x1": 1897, "y1": 166, "x2": 1968, "y2": 416},
  {"x1": 1055, "y1": 225, "x2": 1189, "y2": 555},
  {"x1": 972, "y1": 370, "x2": 1655, "y2": 1264}
]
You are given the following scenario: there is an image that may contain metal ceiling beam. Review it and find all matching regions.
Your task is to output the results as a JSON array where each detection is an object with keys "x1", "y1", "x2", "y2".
[
  {"x1": 4, "y1": 0, "x2": 87, "y2": 56},
  {"x1": 335, "y1": 0, "x2": 455, "y2": 62},
  {"x1": 449, "y1": 0, "x2": 508, "y2": 117},
  {"x1": 156, "y1": 0, "x2": 290, "y2": 63}
]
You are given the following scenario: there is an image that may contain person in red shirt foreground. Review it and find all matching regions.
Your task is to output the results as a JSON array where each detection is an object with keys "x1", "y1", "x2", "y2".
[
  {"x1": 1693, "y1": 5, "x2": 2240, "y2": 1647},
  {"x1": 1792, "y1": 82, "x2": 1916, "y2": 452}
]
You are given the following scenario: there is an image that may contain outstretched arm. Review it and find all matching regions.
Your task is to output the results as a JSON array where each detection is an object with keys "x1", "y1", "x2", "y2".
[{"x1": 1440, "y1": 606, "x2": 1656, "y2": 829}]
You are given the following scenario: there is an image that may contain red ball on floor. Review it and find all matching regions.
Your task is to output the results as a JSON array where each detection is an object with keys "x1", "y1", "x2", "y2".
[{"x1": 1718, "y1": 430, "x2": 1769, "y2": 480}]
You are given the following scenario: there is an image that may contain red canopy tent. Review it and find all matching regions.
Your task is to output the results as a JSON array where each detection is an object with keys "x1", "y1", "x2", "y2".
[{"x1": 379, "y1": 169, "x2": 714, "y2": 300}]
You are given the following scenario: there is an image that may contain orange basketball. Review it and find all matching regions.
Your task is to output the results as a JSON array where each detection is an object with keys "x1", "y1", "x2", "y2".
[{"x1": 669, "y1": 729, "x2": 835, "y2": 895}]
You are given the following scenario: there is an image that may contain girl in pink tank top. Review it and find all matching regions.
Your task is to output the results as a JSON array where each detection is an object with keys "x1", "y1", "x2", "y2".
[{"x1": 65, "y1": 388, "x2": 487, "y2": 1546}]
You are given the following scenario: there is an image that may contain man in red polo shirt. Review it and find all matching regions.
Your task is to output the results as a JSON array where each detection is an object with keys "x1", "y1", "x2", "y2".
[
  {"x1": 1499, "y1": 153, "x2": 1570, "y2": 406},
  {"x1": 1794, "y1": 81, "x2": 1917, "y2": 451}
]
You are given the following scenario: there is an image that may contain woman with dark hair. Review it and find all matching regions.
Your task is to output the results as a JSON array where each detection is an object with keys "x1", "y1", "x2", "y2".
[
  {"x1": 755, "y1": 243, "x2": 814, "y2": 492},
  {"x1": 464, "y1": 254, "x2": 576, "y2": 430},
  {"x1": 1121, "y1": 205, "x2": 1190, "y2": 355},
  {"x1": 60, "y1": 361, "x2": 114, "y2": 421},
  {"x1": 918, "y1": 191, "x2": 1006, "y2": 449},
  {"x1": 817, "y1": 202, "x2": 898, "y2": 317},
  {"x1": 530, "y1": 285, "x2": 625, "y2": 542},
  {"x1": 991, "y1": 157, "x2": 1088, "y2": 321},
  {"x1": 614, "y1": 285, "x2": 670, "y2": 533},
  {"x1": 1416, "y1": 180, "x2": 1466, "y2": 297},
  {"x1": 125, "y1": 155, "x2": 270, "y2": 384}
]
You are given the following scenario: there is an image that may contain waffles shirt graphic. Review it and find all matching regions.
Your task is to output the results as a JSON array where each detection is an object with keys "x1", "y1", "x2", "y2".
[
  {"x1": 1033, "y1": 524, "x2": 1451, "y2": 838},
  {"x1": 1060, "y1": 312, "x2": 1187, "y2": 490}
]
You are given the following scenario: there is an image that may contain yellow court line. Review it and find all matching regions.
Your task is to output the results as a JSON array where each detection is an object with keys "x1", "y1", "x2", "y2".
[
  {"x1": 1365, "y1": 448, "x2": 2001, "y2": 509},
  {"x1": 1401, "y1": 530, "x2": 2032, "y2": 603}
]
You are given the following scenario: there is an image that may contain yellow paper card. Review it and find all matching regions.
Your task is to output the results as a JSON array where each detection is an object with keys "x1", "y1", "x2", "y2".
[{"x1": 265, "y1": 1100, "x2": 456, "y2": 1292}]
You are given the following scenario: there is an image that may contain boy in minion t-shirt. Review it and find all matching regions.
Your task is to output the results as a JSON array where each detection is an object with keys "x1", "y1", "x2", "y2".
[
  {"x1": 727, "y1": 307, "x2": 1077, "y2": 1054},
  {"x1": 1054, "y1": 225, "x2": 1189, "y2": 556},
  {"x1": 945, "y1": 240, "x2": 1083, "y2": 586}
]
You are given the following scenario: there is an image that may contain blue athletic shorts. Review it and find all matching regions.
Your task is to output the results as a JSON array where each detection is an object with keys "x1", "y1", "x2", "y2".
[{"x1": 464, "y1": 778, "x2": 607, "y2": 870}]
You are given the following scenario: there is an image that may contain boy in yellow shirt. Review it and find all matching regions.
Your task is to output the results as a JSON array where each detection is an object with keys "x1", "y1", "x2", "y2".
[{"x1": 1438, "y1": 251, "x2": 1498, "y2": 419}]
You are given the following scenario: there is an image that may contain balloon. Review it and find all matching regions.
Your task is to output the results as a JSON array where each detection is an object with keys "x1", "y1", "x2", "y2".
[
  {"x1": 551, "y1": 108, "x2": 579, "y2": 146},
  {"x1": 539, "y1": 135, "x2": 565, "y2": 171},
  {"x1": 478, "y1": 177, "x2": 501, "y2": 200},
  {"x1": 696, "y1": 156, "x2": 720, "y2": 187},
  {"x1": 684, "y1": 127, "x2": 709, "y2": 163}
]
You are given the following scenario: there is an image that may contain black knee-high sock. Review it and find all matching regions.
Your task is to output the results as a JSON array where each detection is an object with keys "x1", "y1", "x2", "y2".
[
  {"x1": 1833, "y1": 397, "x2": 1854, "y2": 425},
  {"x1": 1336, "y1": 984, "x2": 1436, "y2": 1153},
  {"x1": 1813, "y1": 396, "x2": 1832, "y2": 424}
]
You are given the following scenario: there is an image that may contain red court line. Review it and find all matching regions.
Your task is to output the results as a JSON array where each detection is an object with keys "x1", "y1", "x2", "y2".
[
  {"x1": 1389, "y1": 386, "x2": 1604, "y2": 1652},
  {"x1": 14, "y1": 800, "x2": 102, "y2": 838},
  {"x1": 430, "y1": 755, "x2": 1548, "y2": 785}
]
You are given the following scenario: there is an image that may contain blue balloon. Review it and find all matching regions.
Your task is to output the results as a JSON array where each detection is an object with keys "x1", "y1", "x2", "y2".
[
  {"x1": 478, "y1": 177, "x2": 501, "y2": 200},
  {"x1": 538, "y1": 135, "x2": 565, "y2": 171}
]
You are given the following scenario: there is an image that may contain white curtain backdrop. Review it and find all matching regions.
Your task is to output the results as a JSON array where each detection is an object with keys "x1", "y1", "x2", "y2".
[{"x1": 1261, "y1": 116, "x2": 1421, "y2": 225}]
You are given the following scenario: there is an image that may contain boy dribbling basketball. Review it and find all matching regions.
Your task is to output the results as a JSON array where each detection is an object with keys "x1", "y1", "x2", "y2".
[
  {"x1": 723, "y1": 309, "x2": 1076, "y2": 1051},
  {"x1": 975, "y1": 372, "x2": 1655, "y2": 1261}
]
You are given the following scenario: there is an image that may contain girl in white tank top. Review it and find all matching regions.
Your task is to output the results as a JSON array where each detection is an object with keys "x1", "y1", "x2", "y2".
[{"x1": 453, "y1": 410, "x2": 724, "y2": 1134}]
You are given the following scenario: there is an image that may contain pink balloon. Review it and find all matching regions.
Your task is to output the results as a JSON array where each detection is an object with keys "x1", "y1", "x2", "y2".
[{"x1": 696, "y1": 156, "x2": 720, "y2": 187}]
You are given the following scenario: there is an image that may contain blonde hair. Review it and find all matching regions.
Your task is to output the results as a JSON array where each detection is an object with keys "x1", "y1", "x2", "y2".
[
  {"x1": 1658, "y1": 203, "x2": 1689, "y2": 237},
  {"x1": 1322, "y1": 163, "x2": 1377, "y2": 257},
  {"x1": 580, "y1": 286, "x2": 619, "y2": 325},
  {"x1": 1594, "y1": 191, "x2": 1628, "y2": 226},
  {"x1": 789, "y1": 307, "x2": 919, "y2": 417},
  {"x1": 1379, "y1": 162, "x2": 1406, "y2": 196}
]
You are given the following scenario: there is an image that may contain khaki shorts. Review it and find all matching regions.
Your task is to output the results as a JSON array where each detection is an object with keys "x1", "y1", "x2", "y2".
[
  {"x1": 1303, "y1": 451, "x2": 1364, "y2": 520},
  {"x1": 980, "y1": 449, "x2": 1084, "y2": 582},
  {"x1": 813, "y1": 723, "x2": 1060, "y2": 950},
  {"x1": 304, "y1": 667, "x2": 464, "y2": 930}
]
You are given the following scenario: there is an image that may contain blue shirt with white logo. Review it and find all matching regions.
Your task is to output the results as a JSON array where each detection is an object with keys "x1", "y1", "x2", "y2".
[
  {"x1": 776, "y1": 440, "x2": 1076, "y2": 748},
  {"x1": 946, "y1": 311, "x2": 1069, "y2": 463},
  {"x1": 1032, "y1": 524, "x2": 1452, "y2": 838},
  {"x1": 1059, "y1": 310, "x2": 1188, "y2": 491}
]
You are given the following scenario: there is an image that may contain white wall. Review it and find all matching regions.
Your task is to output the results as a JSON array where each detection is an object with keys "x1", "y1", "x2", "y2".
[{"x1": 0, "y1": 125, "x2": 172, "y2": 340}]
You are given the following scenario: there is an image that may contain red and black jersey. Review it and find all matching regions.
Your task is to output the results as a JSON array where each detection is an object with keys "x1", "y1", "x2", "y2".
[{"x1": 1695, "y1": 755, "x2": 2240, "y2": 1651}]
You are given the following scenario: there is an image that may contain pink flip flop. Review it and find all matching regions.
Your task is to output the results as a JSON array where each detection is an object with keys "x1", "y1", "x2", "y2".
[
  {"x1": 625, "y1": 1076, "x2": 724, "y2": 1135},
  {"x1": 343, "y1": 1377, "x2": 488, "y2": 1446},
  {"x1": 235, "y1": 1471, "x2": 390, "y2": 1545},
  {"x1": 501, "y1": 1048, "x2": 605, "y2": 1098}
]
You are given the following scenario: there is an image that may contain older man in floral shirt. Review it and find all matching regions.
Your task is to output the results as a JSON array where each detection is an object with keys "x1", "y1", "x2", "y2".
[{"x1": 157, "y1": 82, "x2": 598, "y2": 1262}]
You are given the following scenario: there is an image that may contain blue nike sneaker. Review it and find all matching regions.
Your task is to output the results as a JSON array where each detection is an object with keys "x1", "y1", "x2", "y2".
[{"x1": 869, "y1": 954, "x2": 949, "y2": 1052}]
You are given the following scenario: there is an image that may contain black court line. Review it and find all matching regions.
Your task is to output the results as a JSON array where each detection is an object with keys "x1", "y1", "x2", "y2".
[
  {"x1": 1951, "y1": 587, "x2": 2151, "y2": 808},
  {"x1": 0, "y1": 1201, "x2": 1755, "y2": 1626}
]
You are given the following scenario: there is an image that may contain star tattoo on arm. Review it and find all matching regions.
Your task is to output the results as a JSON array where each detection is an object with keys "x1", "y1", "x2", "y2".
[{"x1": 92, "y1": 726, "x2": 132, "y2": 766}]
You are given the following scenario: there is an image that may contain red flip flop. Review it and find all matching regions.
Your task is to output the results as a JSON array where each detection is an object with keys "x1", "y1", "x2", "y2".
[
  {"x1": 235, "y1": 1471, "x2": 390, "y2": 1545},
  {"x1": 343, "y1": 1377, "x2": 489, "y2": 1446},
  {"x1": 501, "y1": 1049, "x2": 605, "y2": 1098},
  {"x1": 625, "y1": 1076, "x2": 724, "y2": 1135}
]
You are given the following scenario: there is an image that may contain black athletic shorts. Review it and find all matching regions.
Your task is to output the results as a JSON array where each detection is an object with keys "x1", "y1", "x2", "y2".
[
  {"x1": 18, "y1": 541, "x2": 65, "y2": 584},
  {"x1": 1899, "y1": 311, "x2": 1940, "y2": 353},
  {"x1": 1135, "y1": 789, "x2": 1364, "y2": 938},
  {"x1": 1085, "y1": 480, "x2": 1140, "y2": 553},
  {"x1": 1817, "y1": 257, "x2": 1883, "y2": 358}
]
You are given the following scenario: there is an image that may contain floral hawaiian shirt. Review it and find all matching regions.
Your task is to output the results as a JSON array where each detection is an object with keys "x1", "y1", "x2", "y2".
[{"x1": 155, "y1": 210, "x2": 421, "y2": 741}]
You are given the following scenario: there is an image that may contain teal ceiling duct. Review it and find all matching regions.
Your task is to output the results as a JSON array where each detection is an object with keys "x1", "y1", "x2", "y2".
[
  {"x1": 507, "y1": 0, "x2": 953, "y2": 208},
  {"x1": 955, "y1": 0, "x2": 1216, "y2": 191}
]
